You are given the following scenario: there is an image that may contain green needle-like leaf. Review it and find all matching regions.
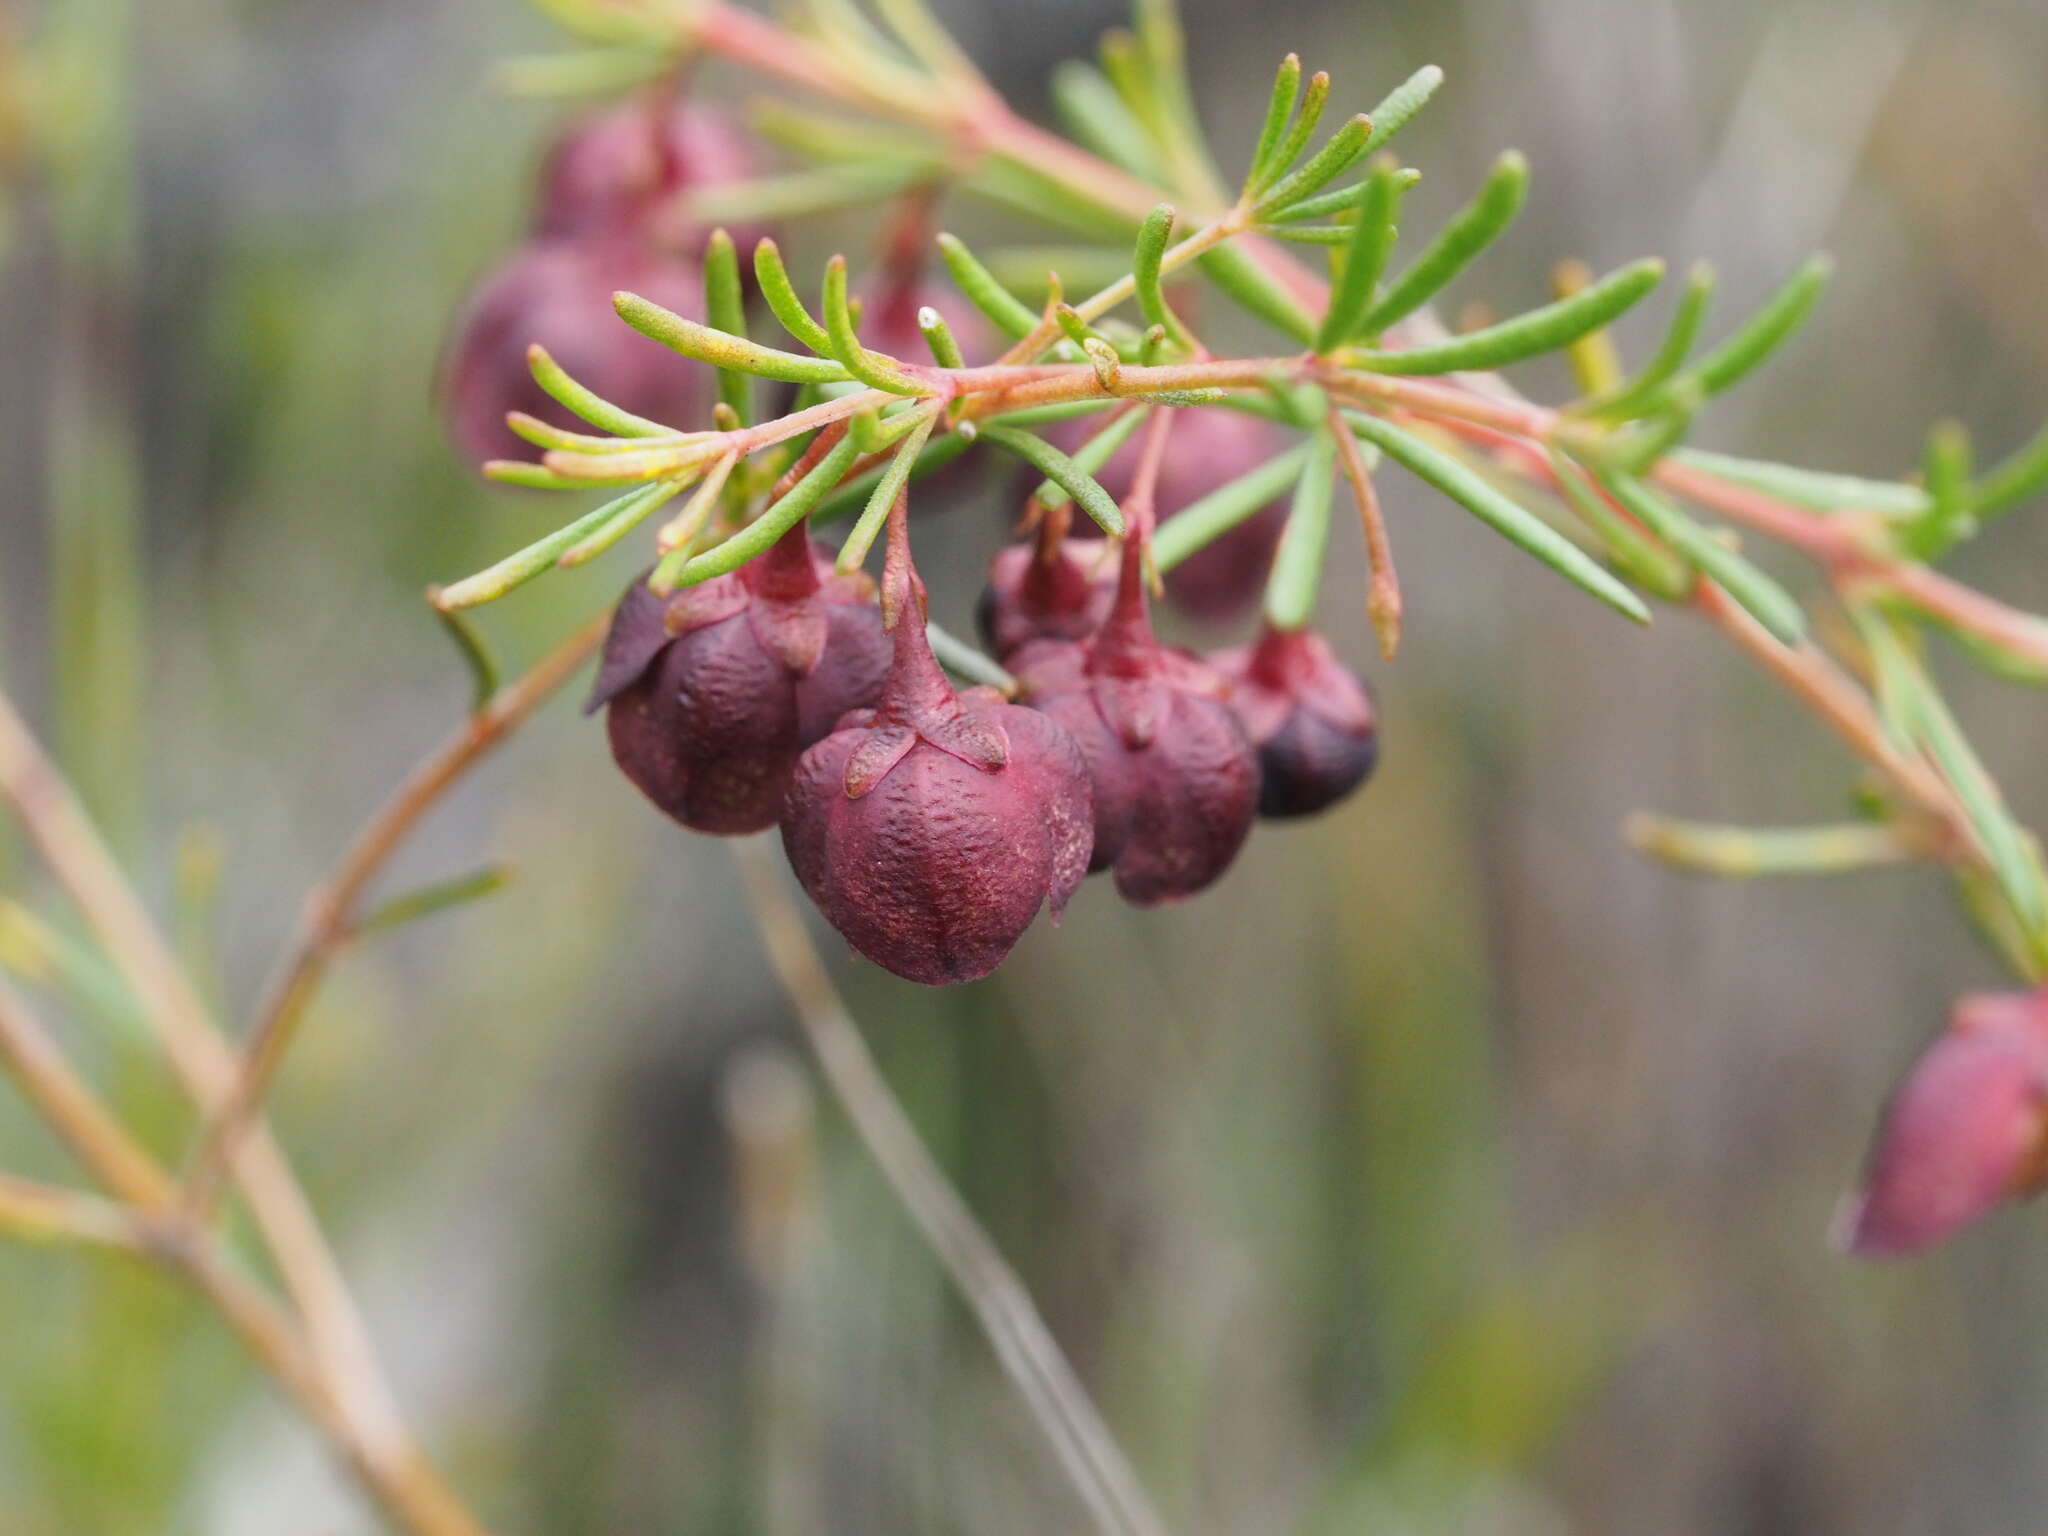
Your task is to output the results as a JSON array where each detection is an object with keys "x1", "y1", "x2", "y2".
[
  {"x1": 673, "y1": 432, "x2": 863, "y2": 587},
  {"x1": 937, "y1": 232, "x2": 1041, "y2": 339},
  {"x1": 838, "y1": 416, "x2": 937, "y2": 573},
  {"x1": 1196, "y1": 243, "x2": 1318, "y2": 344},
  {"x1": 1264, "y1": 428, "x2": 1338, "y2": 630},
  {"x1": 1651, "y1": 254, "x2": 1831, "y2": 407},
  {"x1": 927, "y1": 622, "x2": 1018, "y2": 694},
  {"x1": 1359, "y1": 64, "x2": 1444, "y2": 156},
  {"x1": 1316, "y1": 161, "x2": 1406, "y2": 352},
  {"x1": 435, "y1": 492, "x2": 652, "y2": 610},
  {"x1": 1245, "y1": 54, "x2": 1303, "y2": 195},
  {"x1": 1363, "y1": 149, "x2": 1528, "y2": 336},
  {"x1": 917, "y1": 306, "x2": 966, "y2": 368},
  {"x1": 1248, "y1": 69, "x2": 1330, "y2": 196},
  {"x1": 1593, "y1": 466, "x2": 1805, "y2": 644},
  {"x1": 1153, "y1": 442, "x2": 1312, "y2": 570},
  {"x1": 1580, "y1": 260, "x2": 1715, "y2": 419},
  {"x1": 357, "y1": 866, "x2": 514, "y2": 937},
  {"x1": 822, "y1": 256, "x2": 933, "y2": 395},
  {"x1": 688, "y1": 163, "x2": 931, "y2": 224},
  {"x1": 1970, "y1": 420, "x2": 2048, "y2": 523},
  {"x1": 1860, "y1": 614, "x2": 2048, "y2": 930},
  {"x1": 753, "y1": 239, "x2": 835, "y2": 355},
  {"x1": 433, "y1": 607, "x2": 500, "y2": 712},
  {"x1": 703, "y1": 230, "x2": 750, "y2": 424},
  {"x1": 1051, "y1": 60, "x2": 1167, "y2": 182},
  {"x1": 1133, "y1": 204, "x2": 1194, "y2": 351},
  {"x1": 979, "y1": 425, "x2": 1126, "y2": 536},
  {"x1": 1626, "y1": 817, "x2": 1919, "y2": 879},
  {"x1": 616, "y1": 291, "x2": 853, "y2": 383},
  {"x1": 1347, "y1": 413, "x2": 1650, "y2": 624},
  {"x1": 811, "y1": 430, "x2": 976, "y2": 521},
  {"x1": 1351, "y1": 257, "x2": 1663, "y2": 375},
  {"x1": 1254, "y1": 114, "x2": 1374, "y2": 215},
  {"x1": 527, "y1": 344, "x2": 674, "y2": 436},
  {"x1": 557, "y1": 477, "x2": 688, "y2": 567},
  {"x1": 1545, "y1": 450, "x2": 1691, "y2": 601},
  {"x1": 1902, "y1": 420, "x2": 1977, "y2": 556},
  {"x1": 1669, "y1": 447, "x2": 1930, "y2": 517},
  {"x1": 1034, "y1": 407, "x2": 1147, "y2": 510}
]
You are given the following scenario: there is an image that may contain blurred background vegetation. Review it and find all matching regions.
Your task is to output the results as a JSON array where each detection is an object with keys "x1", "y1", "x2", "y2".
[{"x1": 4, "y1": 0, "x2": 2048, "y2": 1530}]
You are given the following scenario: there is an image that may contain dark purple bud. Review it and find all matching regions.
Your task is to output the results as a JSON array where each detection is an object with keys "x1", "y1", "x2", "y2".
[
  {"x1": 1837, "y1": 990, "x2": 2048, "y2": 1257},
  {"x1": 1212, "y1": 625, "x2": 1379, "y2": 819},
  {"x1": 1058, "y1": 407, "x2": 1291, "y2": 623},
  {"x1": 781, "y1": 594, "x2": 1093, "y2": 986},
  {"x1": 1011, "y1": 539, "x2": 1258, "y2": 907},
  {"x1": 974, "y1": 538, "x2": 1116, "y2": 659},
  {"x1": 533, "y1": 99, "x2": 762, "y2": 249},
  {"x1": 440, "y1": 238, "x2": 708, "y2": 468},
  {"x1": 588, "y1": 526, "x2": 891, "y2": 835}
]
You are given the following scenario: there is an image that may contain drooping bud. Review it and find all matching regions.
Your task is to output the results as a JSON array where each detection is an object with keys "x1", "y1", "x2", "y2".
[
  {"x1": 1011, "y1": 533, "x2": 1259, "y2": 906},
  {"x1": 974, "y1": 536, "x2": 1116, "y2": 659},
  {"x1": 533, "y1": 99, "x2": 761, "y2": 249},
  {"x1": 1836, "y1": 989, "x2": 2048, "y2": 1257},
  {"x1": 1212, "y1": 625, "x2": 1379, "y2": 819},
  {"x1": 440, "y1": 238, "x2": 707, "y2": 467},
  {"x1": 1075, "y1": 406, "x2": 1291, "y2": 623},
  {"x1": 589, "y1": 525, "x2": 891, "y2": 835},
  {"x1": 780, "y1": 498, "x2": 1093, "y2": 985}
]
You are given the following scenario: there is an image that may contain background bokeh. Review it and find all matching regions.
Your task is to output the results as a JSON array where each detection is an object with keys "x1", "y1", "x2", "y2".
[{"x1": 5, "y1": 0, "x2": 2048, "y2": 1530}]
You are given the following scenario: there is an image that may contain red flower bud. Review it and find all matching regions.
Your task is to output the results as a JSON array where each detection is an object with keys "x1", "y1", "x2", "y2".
[
  {"x1": 1065, "y1": 407, "x2": 1291, "y2": 623},
  {"x1": 974, "y1": 539, "x2": 1116, "y2": 659},
  {"x1": 440, "y1": 238, "x2": 707, "y2": 468},
  {"x1": 1212, "y1": 626, "x2": 1379, "y2": 819},
  {"x1": 533, "y1": 100, "x2": 761, "y2": 249},
  {"x1": 1011, "y1": 539, "x2": 1258, "y2": 906},
  {"x1": 781, "y1": 600, "x2": 1093, "y2": 986},
  {"x1": 1837, "y1": 989, "x2": 2048, "y2": 1257},
  {"x1": 589, "y1": 527, "x2": 891, "y2": 835}
]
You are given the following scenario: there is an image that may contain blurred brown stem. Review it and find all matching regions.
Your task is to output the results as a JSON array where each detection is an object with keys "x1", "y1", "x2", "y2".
[
  {"x1": 0, "y1": 688, "x2": 490, "y2": 1536},
  {"x1": 730, "y1": 837, "x2": 1173, "y2": 1536},
  {"x1": 183, "y1": 608, "x2": 609, "y2": 1219}
]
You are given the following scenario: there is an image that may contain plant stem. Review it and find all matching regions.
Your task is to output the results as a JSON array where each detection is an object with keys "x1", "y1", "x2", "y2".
[
  {"x1": 729, "y1": 838, "x2": 1173, "y2": 1536},
  {"x1": 183, "y1": 610, "x2": 609, "y2": 1218},
  {"x1": 0, "y1": 686, "x2": 488, "y2": 1536}
]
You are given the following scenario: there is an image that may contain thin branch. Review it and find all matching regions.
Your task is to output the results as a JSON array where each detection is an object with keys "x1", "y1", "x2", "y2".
[
  {"x1": 0, "y1": 685, "x2": 487, "y2": 1536},
  {"x1": 729, "y1": 838, "x2": 1172, "y2": 1536},
  {"x1": 183, "y1": 610, "x2": 608, "y2": 1220},
  {"x1": 0, "y1": 979, "x2": 175, "y2": 1209}
]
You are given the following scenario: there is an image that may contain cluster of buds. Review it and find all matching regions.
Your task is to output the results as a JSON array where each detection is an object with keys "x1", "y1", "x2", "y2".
[{"x1": 427, "y1": 36, "x2": 2048, "y2": 1260}]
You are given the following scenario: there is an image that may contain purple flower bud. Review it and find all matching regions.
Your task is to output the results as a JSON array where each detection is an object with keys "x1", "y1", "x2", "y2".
[
  {"x1": 440, "y1": 238, "x2": 707, "y2": 468},
  {"x1": 532, "y1": 100, "x2": 761, "y2": 249},
  {"x1": 1063, "y1": 407, "x2": 1291, "y2": 624},
  {"x1": 781, "y1": 600, "x2": 1094, "y2": 986},
  {"x1": 1212, "y1": 626, "x2": 1379, "y2": 819},
  {"x1": 588, "y1": 526, "x2": 891, "y2": 835},
  {"x1": 974, "y1": 539, "x2": 1116, "y2": 659},
  {"x1": 1011, "y1": 541, "x2": 1259, "y2": 907},
  {"x1": 1837, "y1": 990, "x2": 2048, "y2": 1257}
]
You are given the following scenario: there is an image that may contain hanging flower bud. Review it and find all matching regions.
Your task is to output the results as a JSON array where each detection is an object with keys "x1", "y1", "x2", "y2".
[
  {"x1": 1011, "y1": 534, "x2": 1259, "y2": 907},
  {"x1": 1837, "y1": 989, "x2": 2048, "y2": 1257},
  {"x1": 780, "y1": 497, "x2": 1094, "y2": 985},
  {"x1": 440, "y1": 238, "x2": 708, "y2": 468},
  {"x1": 974, "y1": 536, "x2": 1116, "y2": 659},
  {"x1": 533, "y1": 99, "x2": 761, "y2": 249},
  {"x1": 1080, "y1": 407, "x2": 1291, "y2": 624},
  {"x1": 1212, "y1": 625, "x2": 1379, "y2": 819},
  {"x1": 588, "y1": 525, "x2": 891, "y2": 835}
]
